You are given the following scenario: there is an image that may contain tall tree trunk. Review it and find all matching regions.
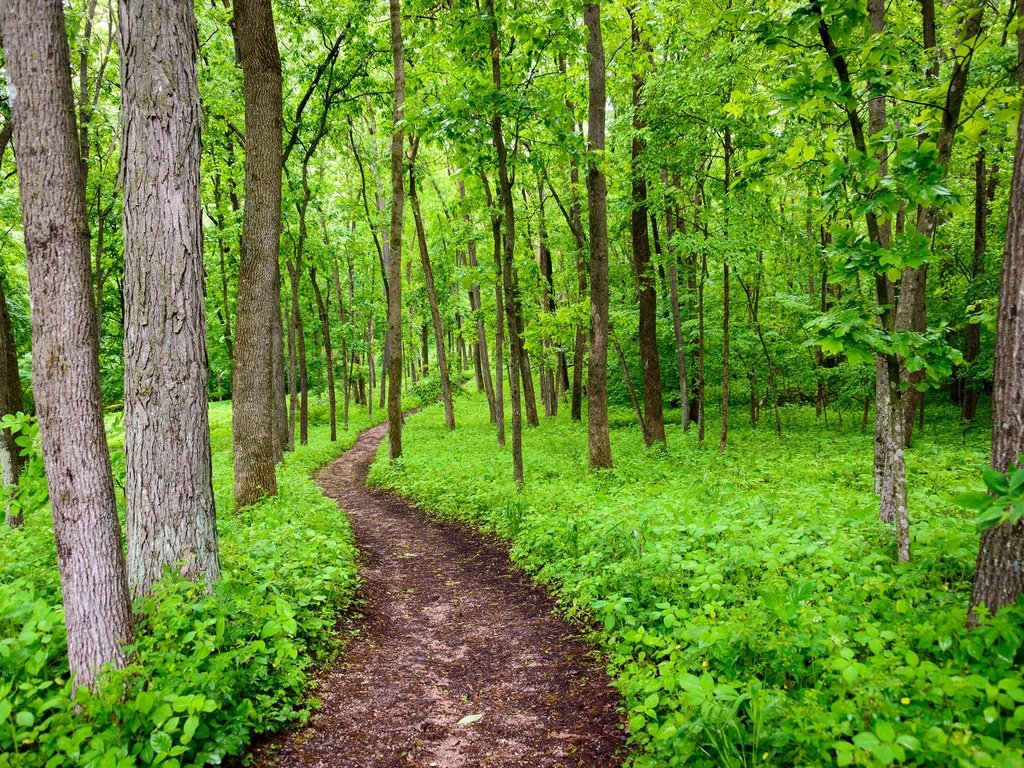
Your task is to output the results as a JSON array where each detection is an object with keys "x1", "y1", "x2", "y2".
[
  {"x1": 719, "y1": 127, "x2": 732, "y2": 454},
  {"x1": 230, "y1": 0, "x2": 282, "y2": 507},
  {"x1": 584, "y1": 1, "x2": 612, "y2": 469},
  {"x1": 120, "y1": 0, "x2": 219, "y2": 596},
  {"x1": 334, "y1": 262, "x2": 351, "y2": 430},
  {"x1": 629, "y1": 8, "x2": 665, "y2": 447},
  {"x1": 2, "y1": 0, "x2": 133, "y2": 685},
  {"x1": 409, "y1": 139, "x2": 455, "y2": 429},
  {"x1": 659, "y1": 173, "x2": 689, "y2": 431},
  {"x1": 962, "y1": 147, "x2": 989, "y2": 421},
  {"x1": 459, "y1": 180, "x2": 496, "y2": 421},
  {"x1": 968, "y1": 15, "x2": 1024, "y2": 622},
  {"x1": 482, "y1": 173, "x2": 506, "y2": 446},
  {"x1": 570, "y1": 157, "x2": 587, "y2": 422},
  {"x1": 537, "y1": 180, "x2": 558, "y2": 417},
  {"x1": 310, "y1": 267, "x2": 337, "y2": 441},
  {"x1": 486, "y1": 0, "x2": 524, "y2": 485},
  {"x1": 899, "y1": 0, "x2": 985, "y2": 442},
  {"x1": 386, "y1": 0, "x2": 405, "y2": 459}
]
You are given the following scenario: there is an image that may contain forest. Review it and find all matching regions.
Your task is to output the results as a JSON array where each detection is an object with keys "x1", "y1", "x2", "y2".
[{"x1": 1, "y1": 0, "x2": 1023, "y2": 764}]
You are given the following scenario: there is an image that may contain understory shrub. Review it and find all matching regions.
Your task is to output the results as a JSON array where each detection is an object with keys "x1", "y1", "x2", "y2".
[
  {"x1": 370, "y1": 393, "x2": 1024, "y2": 768},
  {"x1": 0, "y1": 402, "x2": 380, "y2": 767}
]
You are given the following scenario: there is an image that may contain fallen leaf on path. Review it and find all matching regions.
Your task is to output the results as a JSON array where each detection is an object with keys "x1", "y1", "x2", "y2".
[{"x1": 457, "y1": 713, "x2": 484, "y2": 727}]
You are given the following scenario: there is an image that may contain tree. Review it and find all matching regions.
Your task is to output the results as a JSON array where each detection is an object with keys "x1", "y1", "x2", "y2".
[
  {"x1": 585, "y1": 0, "x2": 612, "y2": 470},
  {"x1": 968, "y1": 27, "x2": 1024, "y2": 620},
  {"x1": 1, "y1": 0, "x2": 133, "y2": 685},
  {"x1": 386, "y1": 0, "x2": 405, "y2": 460},
  {"x1": 230, "y1": 0, "x2": 283, "y2": 507},
  {"x1": 119, "y1": 0, "x2": 219, "y2": 595}
]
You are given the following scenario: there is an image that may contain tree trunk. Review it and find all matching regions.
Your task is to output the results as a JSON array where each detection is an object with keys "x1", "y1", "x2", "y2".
[
  {"x1": 119, "y1": 0, "x2": 219, "y2": 595},
  {"x1": 460, "y1": 180, "x2": 496, "y2": 421},
  {"x1": 968, "y1": 23, "x2": 1024, "y2": 622},
  {"x1": 486, "y1": 0, "x2": 524, "y2": 484},
  {"x1": 386, "y1": 0, "x2": 405, "y2": 460},
  {"x1": 962, "y1": 147, "x2": 989, "y2": 420},
  {"x1": 482, "y1": 173, "x2": 506, "y2": 446},
  {"x1": 0, "y1": 275, "x2": 25, "y2": 528},
  {"x1": 230, "y1": 0, "x2": 282, "y2": 507},
  {"x1": 334, "y1": 262, "x2": 351, "y2": 430},
  {"x1": 311, "y1": 267, "x2": 337, "y2": 441},
  {"x1": 409, "y1": 140, "x2": 455, "y2": 429},
  {"x1": 662, "y1": 185, "x2": 690, "y2": 431},
  {"x1": 629, "y1": 9, "x2": 665, "y2": 447},
  {"x1": 2, "y1": 0, "x2": 133, "y2": 685},
  {"x1": 719, "y1": 128, "x2": 732, "y2": 454},
  {"x1": 584, "y1": 1, "x2": 612, "y2": 469},
  {"x1": 899, "y1": 0, "x2": 985, "y2": 442}
]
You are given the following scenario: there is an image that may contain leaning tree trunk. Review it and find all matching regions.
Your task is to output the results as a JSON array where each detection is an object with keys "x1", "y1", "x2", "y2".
[
  {"x1": 584, "y1": 0, "x2": 612, "y2": 469},
  {"x1": 386, "y1": 0, "x2": 405, "y2": 460},
  {"x1": 0, "y1": 276, "x2": 25, "y2": 528},
  {"x1": 968, "y1": 29, "x2": 1024, "y2": 622},
  {"x1": 482, "y1": 173, "x2": 507, "y2": 446},
  {"x1": 230, "y1": 0, "x2": 282, "y2": 507},
  {"x1": 409, "y1": 142, "x2": 455, "y2": 429},
  {"x1": 459, "y1": 180, "x2": 496, "y2": 421},
  {"x1": 962, "y1": 147, "x2": 989, "y2": 421},
  {"x1": 2, "y1": 0, "x2": 133, "y2": 685},
  {"x1": 119, "y1": 0, "x2": 219, "y2": 596}
]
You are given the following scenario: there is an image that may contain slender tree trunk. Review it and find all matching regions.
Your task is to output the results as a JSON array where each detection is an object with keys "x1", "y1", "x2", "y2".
[
  {"x1": 287, "y1": 290, "x2": 297, "y2": 447},
  {"x1": 334, "y1": 262, "x2": 351, "y2": 430},
  {"x1": 2, "y1": 0, "x2": 133, "y2": 685},
  {"x1": 571, "y1": 159, "x2": 587, "y2": 422},
  {"x1": 899, "y1": 0, "x2": 985, "y2": 442},
  {"x1": 660, "y1": 176, "x2": 689, "y2": 431},
  {"x1": 386, "y1": 0, "x2": 405, "y2": 459},
  {"x1": 311, "y1": 267, "x2": 337, "y2": 441},
  {"x1": 969, "y1": 19, "x2": 1024, "y2": 622},
  {"x1": 482, "y1": 174, "x2": 506, "y2": 446},
  {"x1": 697, "y1": 250, "x2": 706, "y2": 445},
  {"x1": 119, "y1": 0, "x2": 218, "y2": 595},
  {"x1": 486, "y1": 0, "x2": 523, "y2": 484},
  {"x1": 584, "y1": 1, "x2": 612, "y2": 469},
  {"x1": 629, "y1": 9, "x2": 665, "y2": 447},
  {"x1": 230, "y1": 0, "x2": 282, "y2": 507},
  {"x1": 719, "y1": 128, "x2": 732, "y2": 454},
  {"x1": 614, "y1": 337, "x2": 645, "y2": 435},
  {"x1": 409, "y1": 140, "x2": 455, "y2": 429},
  {"x1": 962, "y1": 147, "x2": 989, "y2": 420},
  {"x1": 460, "y1": 180, "x2": 496, "y2": 421}
]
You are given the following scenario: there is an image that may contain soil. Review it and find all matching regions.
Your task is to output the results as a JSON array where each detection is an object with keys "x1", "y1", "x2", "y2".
[{"x1": 249, "y1": 420, "x2": 626, "y2": 768}]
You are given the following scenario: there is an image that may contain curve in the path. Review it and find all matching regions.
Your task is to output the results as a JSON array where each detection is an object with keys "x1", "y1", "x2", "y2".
[{"x1": 252, "y1": 420, "x2": 626, "y2": 768}]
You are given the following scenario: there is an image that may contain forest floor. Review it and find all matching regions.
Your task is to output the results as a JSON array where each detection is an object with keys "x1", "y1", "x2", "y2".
[{"x1": 250, "y1": 419, "x2": 626, "y2": 768}]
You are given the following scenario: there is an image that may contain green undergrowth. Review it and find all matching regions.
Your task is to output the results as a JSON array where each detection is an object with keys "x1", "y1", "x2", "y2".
[
  {"x1": 369, "y1": 392, "x2": 1024, "y2": 768},
  {"x1": 0, "y1": 401, "x2": 381, "y2": 767}
]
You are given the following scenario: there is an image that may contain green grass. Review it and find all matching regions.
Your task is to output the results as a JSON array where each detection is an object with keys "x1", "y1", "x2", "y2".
[
  {"x1": 370, "y1": 392, "x2": 1024, "y2": 768},
  {"x1": 0, "y1": 400, "x2": 382, "y2": 767}
]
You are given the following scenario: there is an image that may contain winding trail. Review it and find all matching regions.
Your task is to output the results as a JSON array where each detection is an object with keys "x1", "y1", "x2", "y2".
[{"x1": 252, "y1": 420, "x2": 625, "y2": 768}]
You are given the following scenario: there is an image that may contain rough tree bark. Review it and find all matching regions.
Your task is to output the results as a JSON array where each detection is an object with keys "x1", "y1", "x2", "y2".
[
  {"x1": 230, "y1": 0, "x2": 282, "y2": 507},
  {"x1": 119, "y1": 0, "x2": 219, "y2": 594},
  {"x1": 2, "y1": 0, "x2": 133, "y2": 685},
  {"x1": 968, "y1": 16, "x2": 1024, "y2": 621},
  {"x1": 584, "y1": 1, "x2": 612, "y2": 469},
  {"x1": 386, "y1": 0, "x2": 405, "y2": 460}
]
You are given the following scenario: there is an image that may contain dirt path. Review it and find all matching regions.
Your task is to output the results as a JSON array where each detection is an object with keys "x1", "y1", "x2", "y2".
[{"x1": 251, "y1": 421, "x2": 625, "y2": 768}]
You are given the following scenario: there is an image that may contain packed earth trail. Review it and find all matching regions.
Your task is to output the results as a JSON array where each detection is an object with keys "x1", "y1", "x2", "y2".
[{"x1": 251, "y1": 420, "x2": 626, "y2": 767}]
